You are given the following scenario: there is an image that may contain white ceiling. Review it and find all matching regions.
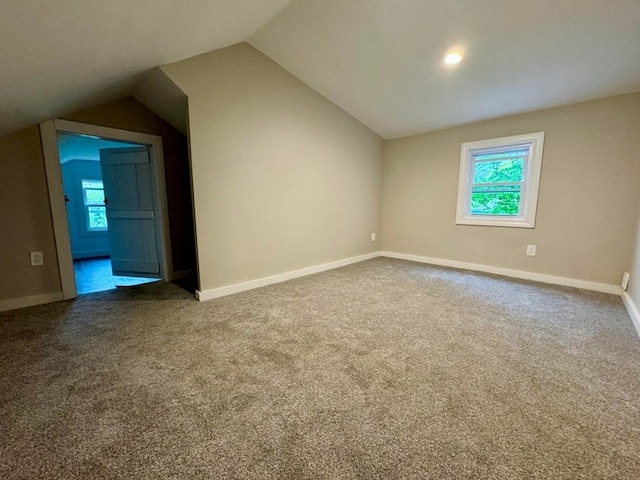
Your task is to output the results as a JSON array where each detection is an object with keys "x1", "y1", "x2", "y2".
[
  {"x1": 0, "y1": 0, "x2": 291, "y2": 136},
  {"x1": 1, "y1": 0, "x2": 639, "y2": 140},
  {"x1": 251, "y1": 0, "x2": 640, "y2": 138}
]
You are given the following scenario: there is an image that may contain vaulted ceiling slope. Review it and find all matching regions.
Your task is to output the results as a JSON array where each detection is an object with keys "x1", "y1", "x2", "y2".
[
  {"x1": 251, "y1": 0, "x2": 640, "y2": 139},
  {"x1": 0, "y1": 0, "x2": 292, "y2": 136},
  {"x1": 2, "y1": 1, "x2": 639, "y2": 140}
]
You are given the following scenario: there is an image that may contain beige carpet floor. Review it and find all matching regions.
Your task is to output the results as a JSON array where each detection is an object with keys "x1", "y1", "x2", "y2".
[{"x1": 1, "y1": 258, "x2": 639, "y2": 479}]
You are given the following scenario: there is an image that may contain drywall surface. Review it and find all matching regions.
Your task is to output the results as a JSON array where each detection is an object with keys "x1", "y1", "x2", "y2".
[
  {"x1": 0, "y1": 126, "x2": 61, "y2": 300},
  {"x1": 163, "y1": 43, "x2": 383, "y2": 291},
  {"x1": 381, "y1": 93, "x2": 640, "y2": 285},
  {"x1": 134, "y1": 67, "x2": 188, "y2": 135},
  {"x1": 62, "y1": 97, "x2": 196, "y2": 273}
]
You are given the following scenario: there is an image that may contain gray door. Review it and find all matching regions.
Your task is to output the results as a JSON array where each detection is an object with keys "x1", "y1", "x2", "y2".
[{"x1": 99, "y1": 146, "x2": 161, "y2": 278}]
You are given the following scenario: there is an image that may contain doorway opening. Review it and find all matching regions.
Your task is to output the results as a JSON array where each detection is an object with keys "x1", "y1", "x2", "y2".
[
  {"x1": 42, "y1": 119, "x2": 174, "y2": 300},
  {"x1": 57, "y1": 132, "x2": 159, "y2": 294}
]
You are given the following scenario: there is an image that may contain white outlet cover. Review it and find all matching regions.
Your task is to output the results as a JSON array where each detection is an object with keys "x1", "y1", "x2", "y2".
[{"x1": 526, "y1": 245, "x2": 536, "y2": 256}]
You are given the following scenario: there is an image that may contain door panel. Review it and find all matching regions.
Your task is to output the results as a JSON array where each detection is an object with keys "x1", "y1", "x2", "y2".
[{"x1": 100, "y1": 146, "x2": 161, "y2": 278}]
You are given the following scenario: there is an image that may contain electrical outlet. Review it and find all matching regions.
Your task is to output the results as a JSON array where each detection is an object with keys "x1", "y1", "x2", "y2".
[
  {"x1": 371, "y1": 233, "x2": 376, "y2": 242},
  {"x1": 30, "y1": 251, "x2": 44, "y2": 266},
  {"x1": 526, "y1": 245, "x2": 536, "y2": 257}
]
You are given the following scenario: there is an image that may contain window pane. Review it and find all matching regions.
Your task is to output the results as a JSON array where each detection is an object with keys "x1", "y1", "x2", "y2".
[
  {"x1": 470, "y1": 191, "x2": 521, "y2": 216},
  {"x1": 87, "y1": 206, "x2": 108, "y2": 229},
  {"x1": 473, "y1": 155, "x2": 526, "y2": 184},
  {"x1": 82, "y1": 180, "x2": 103, "y2": 189},
  {"x1": 84, "y1": 188, "x2": 105, "y2": 205}
]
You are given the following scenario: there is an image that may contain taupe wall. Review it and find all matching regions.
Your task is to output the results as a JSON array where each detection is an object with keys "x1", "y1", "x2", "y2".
[
  {"x1": 163, "y1": 43, "x2": 384, "y2": 292},
  {"x1": 1, "y1": 45, "x2": 636, "y2": 308},
  {"x1": 134, "y1": 67, "x2": 188, "y2": 136},
  {"x1": 0, "y1": 127, "x2": 61, "y2": 300},
  {"x1": 381, "y1": 93, "x2": 640, "y2": 286}
]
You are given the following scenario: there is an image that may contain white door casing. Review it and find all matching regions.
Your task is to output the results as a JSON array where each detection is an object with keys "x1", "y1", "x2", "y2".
[{"x1": 41, "y1": 119, "x2": 172, "y2": 299}]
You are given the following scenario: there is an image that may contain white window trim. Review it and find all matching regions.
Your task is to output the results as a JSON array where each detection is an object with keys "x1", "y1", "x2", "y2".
[{"x1": 455, "y1": 132, "x2": 545, "y2": 228}]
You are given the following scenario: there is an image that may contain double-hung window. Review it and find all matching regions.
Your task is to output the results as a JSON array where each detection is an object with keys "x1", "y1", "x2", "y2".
[
  {"x1": 456, "y1": 132, "x2": 545, "y2": 228},
  {"x1": 81, "y1": 179, "x2": 108, "y2": 231}
]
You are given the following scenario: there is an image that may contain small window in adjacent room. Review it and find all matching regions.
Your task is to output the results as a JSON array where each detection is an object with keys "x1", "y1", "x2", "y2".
[
  {"x1": 456, "y1": 132, "x2": 545, "y2": 228},
  {"x1": 81, "y1": 179, "x2": 108, "y2": 231}
]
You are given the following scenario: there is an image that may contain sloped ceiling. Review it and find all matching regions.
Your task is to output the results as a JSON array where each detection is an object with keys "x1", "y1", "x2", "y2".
[
  {"x1": 1, "y1": 0, "x2": 639, "y2": 140},
  {"x1": 251, "y1": 0, "x2": 640, "y2": 138},
  {"x1": 0, "y1": 0, "x2": 292, "y2": 136}
]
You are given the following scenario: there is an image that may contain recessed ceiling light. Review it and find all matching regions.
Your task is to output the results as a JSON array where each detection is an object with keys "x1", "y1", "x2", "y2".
[{"x1": 444, "y1": 51, "x2": 463, "y2": 66}]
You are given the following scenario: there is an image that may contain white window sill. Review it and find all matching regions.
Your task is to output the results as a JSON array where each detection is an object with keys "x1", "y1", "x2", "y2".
[{"x1": 456, "y1": 217, "x2": 535, "y2": 228}]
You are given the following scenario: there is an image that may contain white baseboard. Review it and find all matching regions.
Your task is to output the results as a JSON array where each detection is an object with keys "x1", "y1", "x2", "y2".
[
  {"x1": 0, "y1": 292, "x2": 65, "y2": 313},
  {"x1": 171, "y1": 269, "x2": 196, "y2": 281},
  {"x1": 621, "y1": 291, "x2": 640, "y2": 338},
  {"x1": 197, "y1": 250, "x2": 621, "y2": 301},
  {"x1": 380, "y1": 251, "x2": 621, "y2": 295},
  {"x1": 196, "y1": 252, "x2": 380, "y2": 301}
]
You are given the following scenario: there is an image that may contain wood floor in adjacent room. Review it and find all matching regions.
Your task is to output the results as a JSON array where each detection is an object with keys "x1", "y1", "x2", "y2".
[{"x1": 1, "y1": 258, "x2": 639, "y2": 479}]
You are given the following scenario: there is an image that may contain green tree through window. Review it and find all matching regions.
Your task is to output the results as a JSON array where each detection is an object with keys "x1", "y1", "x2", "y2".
[{"x1": 470, "y1": 151, "x2": 526, "y2": 216}]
